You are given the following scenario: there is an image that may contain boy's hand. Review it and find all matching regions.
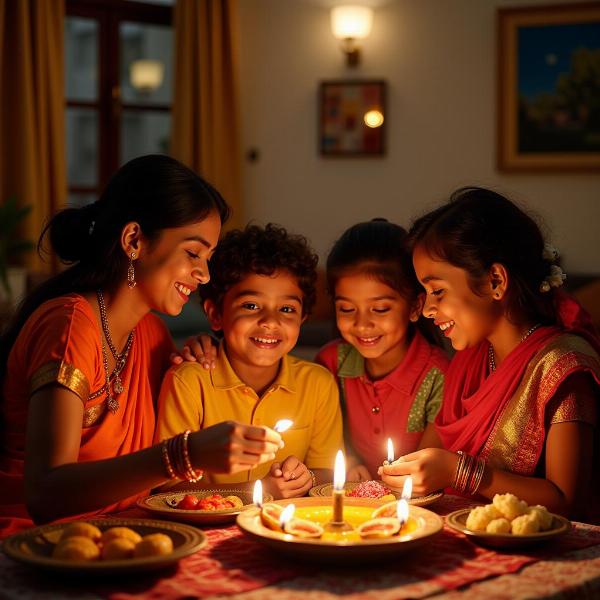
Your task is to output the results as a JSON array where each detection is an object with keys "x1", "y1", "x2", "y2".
[
  {"x1": 188, "y1": 421, "x2": 282, "y2": 474},
  {"x1": 265, "y1": 455, "x2": 313, "y2": 499},
  {"x1": 347, "y1": 464, "x2": 372, "y2": 482},
  {"x1": 170, "y1": 333, "x2": 218, "y2": 368}
]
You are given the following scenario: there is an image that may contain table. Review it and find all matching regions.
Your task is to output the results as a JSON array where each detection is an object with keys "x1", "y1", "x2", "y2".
[{"x1": 1, "y1": 496, "x2": 600, "y2": 600}]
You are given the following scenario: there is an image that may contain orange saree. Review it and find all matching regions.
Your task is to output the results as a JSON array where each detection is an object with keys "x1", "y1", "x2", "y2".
[{"x1": 0, "y1": 294, "x2": 175, "y2": 537}]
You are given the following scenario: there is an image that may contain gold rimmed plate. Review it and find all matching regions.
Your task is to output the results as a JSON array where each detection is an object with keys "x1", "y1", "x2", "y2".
[
  {"x1": 1, "y1": 517, "x2": 206, "y2": 574},
  {"x1": 446, "y1": 508, "x2": 571, "y2": 548},
  {"x1": 309, "y1": 482, "x2": 443, "y2": 507},
  {"x1": 137, "y1": 488, "x2": 273, "y2": 525},
  {"x1": 237, "y1": 497, "x2": 443, "y2": 564}
]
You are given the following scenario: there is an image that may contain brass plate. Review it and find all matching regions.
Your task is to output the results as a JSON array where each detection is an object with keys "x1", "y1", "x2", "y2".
[
  {"x1": 309, "y1": 482, "x2": 443, "y2": 507},
  {"x1": 1, "y1": 517, "x2": 206, "y2": 573},
  {"x1": 137, "y1": 488, "x2": 273, "y2": 525},
  {"x1": 446, "y1": 508, "x2": 571, "y2": 548},
  {"x1": 237, "y1": 497, "x2": 443, "y2": 564}
]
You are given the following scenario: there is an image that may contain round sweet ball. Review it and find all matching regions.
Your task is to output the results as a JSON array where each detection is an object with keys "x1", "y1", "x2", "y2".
[
  {"x1": 528, "y1": 505, "x2": 553, "y2": 531},
  {"x1": 466, "y1": 506, "x2": 493, "y2": 531},
  {"x1": 511, "y1": 513, "x2": 540, "y2": 535},
  {"x1": 101, "y1": 537, "x2": 136, "y2": 560},
  {"x1": 53, "y1": 535, "x2": 100, "y2": 561},
  {"x1": 101, "y1": 526, "x2": 142, "y2": 546},
  {"x1": 486, "y1": 518, "x2": 511, "y2": 534},
  {"x1": 133, "y1": 533, "x2": 174, "y2": 558},
  {"x1": 60, "y1": 522, "x2": 102, "y2": 543},
  {"x1": 492, "y1": 493, "x2": 528, "y2": 521}
]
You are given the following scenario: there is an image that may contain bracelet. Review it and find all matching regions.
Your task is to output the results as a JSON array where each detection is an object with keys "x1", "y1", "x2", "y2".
[
  {"x1": 161, "y1": 438, "x2": 176, "y2": 479},
  {"x1": 181, "y1": 429, "x2": 203, "y2": 483},
  {"x1": 452, "y1": 451, "x2": 486, "y2": 495},
  {"x1": 308, "y1": 469, "x2": 317, "y2": 488}
]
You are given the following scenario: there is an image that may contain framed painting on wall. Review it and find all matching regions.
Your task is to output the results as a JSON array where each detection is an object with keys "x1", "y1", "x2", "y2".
[
  {"x1": 498, "y1": 3, "x2": 600, "y2": 172},
  {"x1": 319, "y1": 80, "x2": 386, "y2": 156}
]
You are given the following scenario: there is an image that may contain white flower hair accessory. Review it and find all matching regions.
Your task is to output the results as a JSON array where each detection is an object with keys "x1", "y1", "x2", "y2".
[
  {"x1": 542, "y1": 243, "x2": 560, "y2": 263},
  {"x1": 540, "y1": 264, "x2": 567, "y2": 293}
]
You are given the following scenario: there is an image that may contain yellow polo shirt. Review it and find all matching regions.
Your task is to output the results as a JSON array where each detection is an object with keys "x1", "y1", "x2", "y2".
[{"x1": 154, "y1": 345, "x2": 343, "y2": 484}]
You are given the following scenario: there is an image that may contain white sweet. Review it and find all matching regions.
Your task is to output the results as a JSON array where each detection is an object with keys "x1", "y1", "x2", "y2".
[
  {"x1": 492, "y1": 493, "x2": 529, "y2": 521},
  {"x1": 486, "y1": 518, "x2": 511, "y2": 534},
  {"x1": 528, "y1": 505, "x2": 553, "y2": 531},
  {"x1": 511, "y1": 513, "x2": 540, "y2": 535}
]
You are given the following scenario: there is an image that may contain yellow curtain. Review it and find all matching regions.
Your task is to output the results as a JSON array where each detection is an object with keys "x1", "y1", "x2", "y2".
[
  {"x1": 0, "y1": 0, "x2": 66, "y2": 273},
  {"x1": 172, "y1": 0, "x2": 242, "y2": 228}
]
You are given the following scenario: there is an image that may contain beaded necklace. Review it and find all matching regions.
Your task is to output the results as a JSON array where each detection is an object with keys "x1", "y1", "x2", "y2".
[{"x1": 488, "y1": 323, "x2": 541, "y2": 373}]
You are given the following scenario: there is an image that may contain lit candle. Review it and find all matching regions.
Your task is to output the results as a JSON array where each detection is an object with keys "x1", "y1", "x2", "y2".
[
  {"x1": 253, "y1": 479, "x2": 263, "y2": 508},
  {"x1": 332, "y1": 449, "x2": 345, "y2": 523},
  {"x1": 397, "y1": 499, "x2": 409, "y2": 529},
  {"x1": 279, "y1": 503, "x2": 296, "y2": 531},
  {"x1": 274, "y1": 419, "x2": 293, "y2": 433},
  {"x1": 401, "y1": 476, "x2": 413, "y2": 501},
  {"x1": 384, "y1": 438, "x2": 394, "y2": 466}
]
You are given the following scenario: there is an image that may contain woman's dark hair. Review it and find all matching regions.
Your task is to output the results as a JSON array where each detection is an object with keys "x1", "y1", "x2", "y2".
[
  {"x1": 200, "y1": 223, "x2": 318, "y2": 316},
  {"x1": 327, "y1": 218, "x2": 421, "y2": 302},
  {"x1": 326, "y1": 219, "x2": 442, "y2": 346},
  {"x1": 407, "y1": 186, "x2": 558, "y2": 326},
  {"x1": 0, "y1": 154, "x2": 230, "y2": 382}
]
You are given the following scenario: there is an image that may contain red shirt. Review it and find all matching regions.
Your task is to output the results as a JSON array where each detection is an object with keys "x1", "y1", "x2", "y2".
[{"x1": 316, "y1": 331, "x2": 449, "y2": 477}]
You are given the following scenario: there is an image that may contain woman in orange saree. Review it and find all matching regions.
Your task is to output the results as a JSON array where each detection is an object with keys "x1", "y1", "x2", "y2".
[
  {"x1": 380, "y1": 188, "x2": 599, "y2": 522},
  {"x1": 0, "y1": 156, "x2": 282, "y2": 538}
]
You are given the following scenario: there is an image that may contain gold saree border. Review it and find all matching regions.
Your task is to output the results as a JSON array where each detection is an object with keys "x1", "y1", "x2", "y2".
[
  {"x1": 29, "y1": 361, "x2": 106, "y2": 427},
  {"x1": 482, "y1": 334, "x2": 600, "y2": 475}
]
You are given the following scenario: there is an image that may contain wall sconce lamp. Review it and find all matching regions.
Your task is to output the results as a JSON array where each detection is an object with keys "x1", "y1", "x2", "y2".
[
  {"x1": 331, "y1": 5, "x2": 374, "y2": 67},
  {"x1": 130, "y1": 59, "x2": 164, "y2": 93}
]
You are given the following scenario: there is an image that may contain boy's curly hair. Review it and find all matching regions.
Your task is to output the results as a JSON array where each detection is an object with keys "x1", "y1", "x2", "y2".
[{"x1": 200, "y1": 223, "x2": 319, "y2": 316}]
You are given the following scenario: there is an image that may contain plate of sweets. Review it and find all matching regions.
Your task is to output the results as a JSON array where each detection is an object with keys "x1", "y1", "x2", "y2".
[
  {"x1": 447, "y1": 493, "x2": 571, "y2": 548},
  {"x1": 310, "y1": 479, "x2": 443, "y2": 507},
  {"x1": 237, "y1": 496, "x2": 443, "y2": 564},
  {"x1": 1, "y1": 518, "x2": 206, "y2": 574},
  {"x1": 137, "y1": 488, "x2": 273, "y2": 525}
]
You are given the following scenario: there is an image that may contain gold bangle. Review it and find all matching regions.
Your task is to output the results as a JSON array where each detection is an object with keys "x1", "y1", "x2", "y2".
[
  {"x1": 182, "y1": 429, "x2": 203, "y2": 483},
  {"x1": 308, "y1": 469, "x2": 317, "y2": 488},
  {"x1": 161, "y1": 438, "x2": 176, "y2": 479}
]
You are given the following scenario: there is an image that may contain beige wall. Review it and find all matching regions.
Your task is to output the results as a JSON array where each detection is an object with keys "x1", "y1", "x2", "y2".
[{"x1": 237, "y1": 0, "x2": 600, "y2": 274}]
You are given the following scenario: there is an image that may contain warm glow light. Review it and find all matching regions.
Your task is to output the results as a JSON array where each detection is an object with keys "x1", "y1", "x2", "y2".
[
  {"x1": 333, "y1": 450, "x2": 346, "y2": 491},
  {"x1": 280, "y1": 503, "x2": 296, "y2": 528},
  {"x1": 274, "y1": 419, "x2": 293, "y2": 433},
  {"x1": 401, "y1": 476, "x2": 413, "y2": 501},
  {"x1": 130, "y1": 59, "x2": 164, "y2": 92},
  {"x1": 364, "y1": 110, "x2": 384, "y2": 128},
  {"x1": 331, "y1": 5, "x2": 373, "y2": 39},
  {"x1": 253, "y1": 479, "x2": 263, "y2": 508},
  {"x1": 386, "y1": 438, "x2": 394, "y2": 463},
  {"x1": 397, "y1": 499, "x2": 409, "y2": 524}
]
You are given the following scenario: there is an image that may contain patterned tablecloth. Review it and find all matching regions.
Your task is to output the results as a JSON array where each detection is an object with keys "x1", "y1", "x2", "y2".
[{"x1": 1, "y1": 496, "x2": 600, "y2": 600}]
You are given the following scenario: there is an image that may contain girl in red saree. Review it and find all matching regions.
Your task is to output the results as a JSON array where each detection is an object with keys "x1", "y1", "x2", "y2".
[
  {"x1": 0, "y1": 156, "x2": 282, "y2": 538},
  {"x1": 380, "y1": 188, "x2": 599, "y2": 522}
]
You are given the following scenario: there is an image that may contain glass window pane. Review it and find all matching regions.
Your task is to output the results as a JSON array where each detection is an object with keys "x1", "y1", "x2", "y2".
[
  {"x1": 65, "y1": 17, "x2": 98, "y2": 101},
  {"x1": 121, "y1": 110, "x2": 171, "y2": 165},
  {"x1": 66, "y1": 108, "x2": 98, "y2": 187},
  {"x1": 68, "y1": 193, "x2": 98, "y2": 208},
  {"x1": 120, "y1": 22, "x2": 172, "y2": 106}
]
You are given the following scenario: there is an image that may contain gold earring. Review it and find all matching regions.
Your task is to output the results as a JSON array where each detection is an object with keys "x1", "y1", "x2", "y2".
[{"x1": 127, "y1": 252, "x2": 137, "y2": 289}]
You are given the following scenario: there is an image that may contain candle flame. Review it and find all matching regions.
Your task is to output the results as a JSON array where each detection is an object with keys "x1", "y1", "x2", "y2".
[
  {"x1": 401, "y1": 476, "x2": 413, "y2": 500},
  {"x1": 274, "y1": 419, "x2": 293, "y2": 433},
  {"x1": 397, "y1": 499, "x2": 409, "y2": 524},
  {"x1": 387, "y1": 438, "x2": 394, "y2": 463},
  {"x1": 280, "y1": 503, "x2": 295, "y2": 528},
  {"x1": 333, "y1": 450, "x2": 345, "y2": 491},
  {"x1": 252, "y1": 479, "x2": 263, "y2": 507}
]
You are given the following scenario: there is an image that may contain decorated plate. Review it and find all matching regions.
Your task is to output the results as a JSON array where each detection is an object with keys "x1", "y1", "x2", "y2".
[
  {"x1": 137, "y1": 488, "x2": 273, "y2": 525},
  {"x1": 1, "y1": 517, "x2": 206, "y2": 574},
  {"x1": 237, "y1": 497, "x2": 443, "y2": 564},
  {"x1": 309, "y1": 482, "x2": 443, "y2": 507},
  {"x1": 446, "y1": 508, "x2": 571, "y2": 548}
]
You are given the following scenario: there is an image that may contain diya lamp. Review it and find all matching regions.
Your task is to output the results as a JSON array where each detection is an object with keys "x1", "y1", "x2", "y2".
[
  {"x1": 325, "y1": 450, "x2": 353, "y2": 532},
  {"x1": 252, "y1": 479, "x2": 263, "y2": 509}
]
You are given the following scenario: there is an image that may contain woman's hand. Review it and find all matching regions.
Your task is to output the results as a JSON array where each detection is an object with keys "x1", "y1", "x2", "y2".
[
  {"x1": 347, "y1": 464, "x2": 372, "y2": 482},
  {"x1": 170, "y1": 333, "x2": 218, "y2": 368},
  {"x1": 188, "y1": 421, "x2": 282, "y2": 474},
  {"x1": 264, "y1": 455, "x2": 313, "y2": 499},
  {"x1": 377, "y1": 448, "x2": 458, "y2": 496}
]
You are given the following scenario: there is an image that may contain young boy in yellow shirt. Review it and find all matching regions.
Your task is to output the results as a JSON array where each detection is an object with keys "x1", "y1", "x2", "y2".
[{"x1": 155, "y1": 224, "x2": 343, "y2": 498}]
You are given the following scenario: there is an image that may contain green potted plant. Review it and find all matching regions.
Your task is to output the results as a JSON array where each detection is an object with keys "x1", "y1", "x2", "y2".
[{"x1": 0, "y1": 196, "x2": 34, "y2": 305}]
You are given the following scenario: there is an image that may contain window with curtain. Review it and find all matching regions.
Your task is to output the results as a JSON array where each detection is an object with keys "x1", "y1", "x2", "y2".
[{"x1": 65, "y1": 0, "x2": 173, "y2": 207}]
